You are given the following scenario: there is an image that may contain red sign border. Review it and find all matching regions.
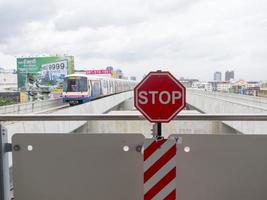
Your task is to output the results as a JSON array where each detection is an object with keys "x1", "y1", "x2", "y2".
[{"x1": 134, "y1": 71, "x2": 186, "y2": 123}]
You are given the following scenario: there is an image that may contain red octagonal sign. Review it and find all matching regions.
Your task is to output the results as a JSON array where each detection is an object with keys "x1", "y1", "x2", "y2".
[{"x1": 134, "y1": 71, "x2": 186, "y2": 123}]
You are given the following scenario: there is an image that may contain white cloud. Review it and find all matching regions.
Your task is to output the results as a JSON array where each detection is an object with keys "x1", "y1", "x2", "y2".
[{"x1": 0, "y1": 0, "x2": 267, "y2": 81}]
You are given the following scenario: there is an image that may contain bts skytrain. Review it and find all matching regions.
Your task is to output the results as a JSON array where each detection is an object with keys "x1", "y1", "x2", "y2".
[{"x1": 62, "y1": 74, "x2": 136, "y2": 105}]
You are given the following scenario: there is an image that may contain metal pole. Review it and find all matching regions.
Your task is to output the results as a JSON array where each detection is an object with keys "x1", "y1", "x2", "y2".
[
  {"x1": 157, "y1": 123, "x2": 162, "y2": 139},
  {"x1": 0, "y1": 114, "x2": 267, "y2": 121},
  {"x1": 0, "y1": 124, "x2": 10, "y2": 200}
]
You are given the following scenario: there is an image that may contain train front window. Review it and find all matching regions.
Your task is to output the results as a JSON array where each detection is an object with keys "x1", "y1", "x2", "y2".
[{"x1": 64, "y1": 77, "x2": 87, "y2": 92}]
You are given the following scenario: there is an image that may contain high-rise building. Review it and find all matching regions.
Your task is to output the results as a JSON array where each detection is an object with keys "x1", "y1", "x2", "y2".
[
  {"x1": 225, "y1": 70, "x2": 234, "y2": 81},
  {"x1": 213, "y1": 72, "x2": 222, "y2": 82},
  {"x1": 130, "y1": 76, "x2": 136, "y2": 81},
  {"x1": 0, "y1": 68, "x2": 17, "y2": 91},
  {"x1": 115, "y1": 69, "x2": 123, "y2": 79},
  {"x1": 106, "y1": 66, "x2": 114, "y2": 71}
]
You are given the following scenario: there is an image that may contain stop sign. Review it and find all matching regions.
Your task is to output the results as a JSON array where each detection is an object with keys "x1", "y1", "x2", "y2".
[{"x1": 134, "y1": 71, "x2": 186, "y2": 123}]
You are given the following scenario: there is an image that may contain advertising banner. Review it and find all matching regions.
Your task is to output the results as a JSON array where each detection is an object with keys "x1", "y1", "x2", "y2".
[
  {"x1": 85, "y1": 69, "x2": 112, "y2": 75},
  {"x1": 17, "y1": 56, "x2": 74, "y2": 90}
]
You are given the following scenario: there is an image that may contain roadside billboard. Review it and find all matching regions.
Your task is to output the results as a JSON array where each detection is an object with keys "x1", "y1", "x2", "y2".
[{"x1": 17, "y1": 56, "x2": 74, "y2": 90}]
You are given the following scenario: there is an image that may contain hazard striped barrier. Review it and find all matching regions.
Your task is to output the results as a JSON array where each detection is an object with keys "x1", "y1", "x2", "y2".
[{"x1": 144, "y1": 139, "x2": 176, "y2": 200}]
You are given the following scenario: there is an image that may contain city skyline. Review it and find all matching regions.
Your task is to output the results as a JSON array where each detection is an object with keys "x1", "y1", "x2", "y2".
[
  {"x1": 0, "y1": 0, "x2": 267, "y2": 81},
  {"x1": 0, "y1": 64, "x2": 264, "y2": 82},
  {"x1": 0, "y1": 55, "x2": 266, "y2": 82}
]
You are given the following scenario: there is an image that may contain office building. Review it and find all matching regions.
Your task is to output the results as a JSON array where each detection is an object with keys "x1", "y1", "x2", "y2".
[
  {"x1": 214, "y1": 71, "x2": 222, "y2": 82},
  {"x1": 225, "y1": 70, "x2": 234, "y2": 81}
]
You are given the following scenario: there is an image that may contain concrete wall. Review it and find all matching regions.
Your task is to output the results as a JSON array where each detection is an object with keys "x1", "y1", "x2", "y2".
[
  {"x1": 187, "y1": 89, "x2": 267, "y2": 134},
  {"x1": 189, "y1": 89, "x2": 267, "y2": 108},
  {"x1": 111, "y1": 98, "x2": 134, "y2": 111},
  {"x1": 74, "y1": 111, "x2": 238, "y2": 138},
  {"x1": 0, "y1": 98, "x2": 65, "y2": 114},
  {"x1": 4, "y1": 91, "x2": 133, "y2": 142}
]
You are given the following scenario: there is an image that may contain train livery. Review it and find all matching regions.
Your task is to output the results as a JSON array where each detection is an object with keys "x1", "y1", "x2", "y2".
[{"x1": 62, "y1": 74, "x2": 136, "y2": 105}]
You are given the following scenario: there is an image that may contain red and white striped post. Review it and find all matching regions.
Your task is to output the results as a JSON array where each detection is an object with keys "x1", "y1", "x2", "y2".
[{"x1": 143, "y1": 139, "x2": 176, "y2": 200}]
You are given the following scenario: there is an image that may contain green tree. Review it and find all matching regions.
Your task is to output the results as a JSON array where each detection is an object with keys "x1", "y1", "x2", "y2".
[{"x1": 0, "y1": 98, "x2": 15, "y2": 106}]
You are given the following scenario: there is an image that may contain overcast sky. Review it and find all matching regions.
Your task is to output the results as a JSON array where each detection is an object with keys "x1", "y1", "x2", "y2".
[{"x1": 0, "y1": 0, "x2": 267, "y2": 81}]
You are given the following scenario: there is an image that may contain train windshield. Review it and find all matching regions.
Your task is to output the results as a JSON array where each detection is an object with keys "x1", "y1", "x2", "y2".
[{"x1": 63, "y1": 76, "x2": 87, "y2": 92}]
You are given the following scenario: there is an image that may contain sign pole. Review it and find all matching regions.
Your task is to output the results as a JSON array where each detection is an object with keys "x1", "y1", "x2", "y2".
[
  {"x1": 157, "y1": 123, "x2": 162, "y2": 139},
  {"x1": 134, "y1": 71, "x2": 185, "y2": 200}
]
